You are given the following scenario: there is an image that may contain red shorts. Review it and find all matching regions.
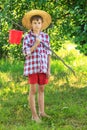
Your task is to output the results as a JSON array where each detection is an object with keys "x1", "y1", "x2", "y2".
[{"x1": 28, "y1": 73, "x2": 48, "y2": 85}]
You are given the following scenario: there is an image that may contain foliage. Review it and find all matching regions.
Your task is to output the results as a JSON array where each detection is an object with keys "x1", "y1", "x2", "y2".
[{"x1": 0, "y1": 0, "x2": 87, "y2": 59}]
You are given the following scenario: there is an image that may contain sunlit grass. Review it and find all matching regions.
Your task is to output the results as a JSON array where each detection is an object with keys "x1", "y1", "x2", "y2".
[
  {"x1": 51, "y1": 41, "x2": 87, "y2": 89},
  {"x1": 0, "y1": 41, "x2": 87, "y2": 130}
]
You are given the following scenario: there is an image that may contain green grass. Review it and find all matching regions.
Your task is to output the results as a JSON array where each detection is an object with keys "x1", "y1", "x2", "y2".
[{"x1": 0, "y1": 43, "x2": 87, "y2": 130}]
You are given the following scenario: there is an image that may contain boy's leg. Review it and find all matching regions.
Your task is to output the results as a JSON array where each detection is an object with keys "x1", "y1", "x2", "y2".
[
  {"x1": 28, "y1": 84, "x2": 40, "y2": 120},
  {"x1": 38, "y1": 85, "x2": 44, "y2": 114},
  {"x1": 38, "y1": 85, "x2": 50, "y2": 118}
]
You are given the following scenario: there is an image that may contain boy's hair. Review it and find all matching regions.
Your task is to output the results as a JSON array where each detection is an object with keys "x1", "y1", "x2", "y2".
[{"x1": 30, "y1": 15, "x2": 43, "y2": 23}]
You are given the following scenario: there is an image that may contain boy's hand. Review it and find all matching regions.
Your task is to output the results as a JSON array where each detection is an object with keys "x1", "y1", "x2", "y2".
[
  {"x1": 46, "y1": 69, "x2": 51, "y2": 79},
  {"x1": 36, "y1": 37, "x2": 40, "y2": 46},
  {"x1": 30, "y1": 36, "x2": 40, "y2": 53}
]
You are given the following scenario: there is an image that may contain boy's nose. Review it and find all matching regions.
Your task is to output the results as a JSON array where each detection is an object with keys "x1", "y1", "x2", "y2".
[
  {"x1": 36, "y1": 24, "x2": 39, "y2": 28},
  {"x1": 36, "y1": 24, "x2": 39, "y2": 26}
]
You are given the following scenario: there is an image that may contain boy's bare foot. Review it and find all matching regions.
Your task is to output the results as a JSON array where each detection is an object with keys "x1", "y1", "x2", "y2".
[
  {"x1": 39, "y1": 112, "x2": 51, "y2": 118},
  {"x1": 32, "y1": 116, "x2": 41, "y2": 123}
]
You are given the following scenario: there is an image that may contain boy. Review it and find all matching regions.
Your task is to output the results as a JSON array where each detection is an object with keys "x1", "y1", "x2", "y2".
[{"x1": 22, "y1": 10, "x2": 51, "y2": 123}]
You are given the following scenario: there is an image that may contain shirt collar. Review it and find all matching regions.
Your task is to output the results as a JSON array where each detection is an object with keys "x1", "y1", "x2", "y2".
[{"x1": 29, "y1": 30, "x2": 43, "y2": 37}]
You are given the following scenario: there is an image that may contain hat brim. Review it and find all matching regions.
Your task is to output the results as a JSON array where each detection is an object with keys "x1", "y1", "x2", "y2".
[{"x1": 22, "y1": 10, "x2": 51, "y2": 30}]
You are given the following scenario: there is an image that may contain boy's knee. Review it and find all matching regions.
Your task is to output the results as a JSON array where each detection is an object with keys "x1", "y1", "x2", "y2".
[
  {"x1": 39, "y1": 85, "x2": 44, "y2": 92},
  {"x1": 30, "y1": 85, "x2": 36, "y2": 94},
  {"x1": 31, "y1": 89, "x2": 36, "y2": 94}
]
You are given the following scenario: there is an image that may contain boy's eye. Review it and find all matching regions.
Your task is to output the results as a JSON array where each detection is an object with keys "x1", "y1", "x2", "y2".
[
  {"x1": 33, "y1": 22, "x2": 41, "y2": 25},
  {"x1": 34, "y1": 22, "x2": 37, "y2": 24},
  {"x1": 32, "y1": 20, "x2": 41, "y2": 24}
]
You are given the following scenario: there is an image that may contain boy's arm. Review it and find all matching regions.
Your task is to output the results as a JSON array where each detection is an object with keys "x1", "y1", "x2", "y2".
[
  {"x1": 30, "y1": 37, "x2": 40, "y2": 53},
  {"x1": 46, "y1": 54, "x2": 51, "y2": 78},
  {"x1": 23, "y1": 35, "x2": 40, "y2": 56},
  {"x1": 45, "y1": 34, "x2": 51, "y2": 78}
]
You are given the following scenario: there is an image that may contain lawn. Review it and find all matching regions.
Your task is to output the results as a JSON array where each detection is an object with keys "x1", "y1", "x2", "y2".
[{"x1": 0, "y1": 43, "x2": 87, "y2": 130}]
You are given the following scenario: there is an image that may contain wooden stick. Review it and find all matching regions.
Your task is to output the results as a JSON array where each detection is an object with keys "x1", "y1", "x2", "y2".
[
  {"x1": 5, "y1": 17, "x2": 25, "y2": 31},
  {"x1": 41, "y1": 42, "x2": 76, "y2": 76}
]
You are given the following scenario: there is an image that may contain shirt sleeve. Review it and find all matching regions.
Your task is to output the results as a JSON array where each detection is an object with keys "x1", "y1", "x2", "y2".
[
  {"x1": 47, "y1": 36, "x2": 52, "y2": 55},
  {"x1": 22, "y1": 34, "x2": 31, "y2": 56}
]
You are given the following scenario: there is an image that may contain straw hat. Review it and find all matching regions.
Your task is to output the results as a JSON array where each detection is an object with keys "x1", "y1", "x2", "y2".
[{"x1": 22, "y1": 10, "x2": 51, "y2": 30}]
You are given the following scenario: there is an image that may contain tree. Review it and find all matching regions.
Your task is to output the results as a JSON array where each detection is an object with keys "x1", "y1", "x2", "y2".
[{"x1": 0, "y1": 0, "x2": 87, "y2": 59}]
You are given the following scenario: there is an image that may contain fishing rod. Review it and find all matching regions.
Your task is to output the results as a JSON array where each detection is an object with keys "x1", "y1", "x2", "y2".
[
  {"x1": 6, "y1": 17, "x2": 76, "y2": 76},
  {"x1": 41, "y1": 41, "x2": 76, "y2": 76},
  {"x1": 5, "y1": 17, "x2": 25, "y2": 31}
]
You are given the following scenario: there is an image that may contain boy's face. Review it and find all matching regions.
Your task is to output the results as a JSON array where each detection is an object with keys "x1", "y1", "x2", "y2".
[{"x1": 31, "y1": 19, "x2": 43, "y2": 32}]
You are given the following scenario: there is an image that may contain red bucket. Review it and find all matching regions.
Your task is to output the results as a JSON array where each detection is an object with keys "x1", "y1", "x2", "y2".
[{"x1": 9, "y1": 29, "x2": 23, "y2": 44}]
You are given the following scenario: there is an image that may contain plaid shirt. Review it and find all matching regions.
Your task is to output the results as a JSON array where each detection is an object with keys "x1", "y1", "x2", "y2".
[{"x1": 23, "y1": 31, "x2": 51, "y2": 76}]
